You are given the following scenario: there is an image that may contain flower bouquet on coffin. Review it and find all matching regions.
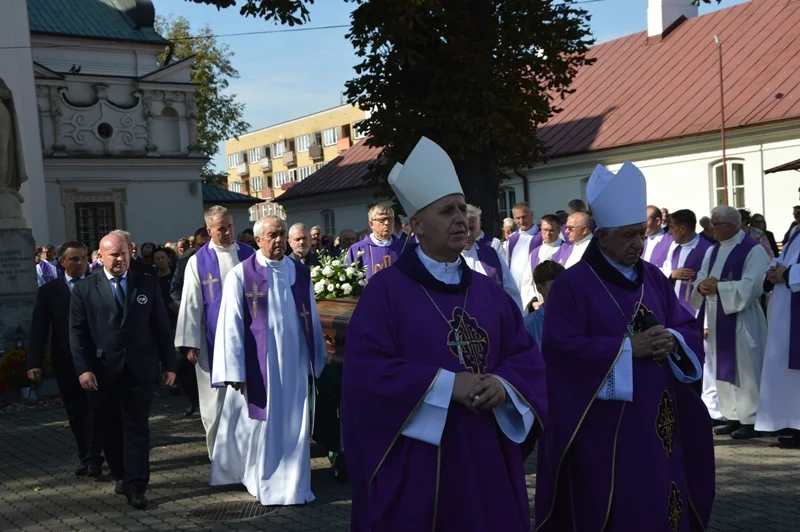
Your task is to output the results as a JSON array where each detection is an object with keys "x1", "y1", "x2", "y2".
[{"x1": 311, "y1": 250, "x2": 367, "y2": 301}]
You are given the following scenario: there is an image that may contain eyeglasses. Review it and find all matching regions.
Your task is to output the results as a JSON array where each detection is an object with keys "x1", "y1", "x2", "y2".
[
  {"x1": 709, "y1": 222, "x2": 732, "y2": 228},
  {"x1": 371, "y1": 217, "x2": 394, "y2": 225},
  {"x1": 565, "y1": 225, "x2": 586, "y2": 231}
]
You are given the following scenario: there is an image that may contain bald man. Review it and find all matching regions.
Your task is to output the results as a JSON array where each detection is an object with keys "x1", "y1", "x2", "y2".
[{"x1": 69, "y1": 233, "x2": 176, "y2": 510}]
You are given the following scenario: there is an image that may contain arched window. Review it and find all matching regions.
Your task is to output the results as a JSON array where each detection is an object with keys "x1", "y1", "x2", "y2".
[
  {"x1": 712, "y1": 160, "x2": 745, "y2": 209},
  {"x1": 322, "y1": 209, "x2": 336, "y2": 236}
]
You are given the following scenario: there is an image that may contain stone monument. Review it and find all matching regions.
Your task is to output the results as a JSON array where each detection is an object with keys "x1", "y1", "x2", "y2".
[{"x1": 0, "y1": 77, "x2": 37, "y2": 353}]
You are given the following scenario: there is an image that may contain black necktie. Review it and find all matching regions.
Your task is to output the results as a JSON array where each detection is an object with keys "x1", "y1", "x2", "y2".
[{"x1": 112, "y1": 277, "x2": 125, "y2": 312}]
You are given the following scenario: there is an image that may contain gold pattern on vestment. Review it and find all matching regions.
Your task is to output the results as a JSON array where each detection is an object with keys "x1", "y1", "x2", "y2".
[
  {"x1": 244, "y1": 282, "x2": 266, "y2": 318},
  {"x1": 656, "y1": 390, "x2": 676, "y2": 458},
  {"x1": 446, "y1": 307, "x2": 489, "y2": 374},
  {"x1": 668, "y1": 481, "x2": 684, "y2": 532},
  {"x1": 201, "y1": 272, "x2": 220, "y2": 303}
]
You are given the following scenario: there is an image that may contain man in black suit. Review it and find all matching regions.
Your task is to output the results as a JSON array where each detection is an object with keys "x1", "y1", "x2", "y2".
[
  {"x1": 287, "y1": 223, "x2": 320, "y2": 266},
  {"x1": 69, "y1": 233, "x2": 176, "y2": 510},
  {"x1": 27, "y1": 241, "x2": 102, "y2": 476}
]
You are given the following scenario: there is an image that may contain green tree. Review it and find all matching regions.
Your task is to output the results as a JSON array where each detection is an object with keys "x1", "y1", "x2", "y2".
[
  {"x1": 156, "y1": 16, "x2": 250, "y2": 186},
  {"x1": 185, "y1": 1, "x2": 595, "y2": 232}
]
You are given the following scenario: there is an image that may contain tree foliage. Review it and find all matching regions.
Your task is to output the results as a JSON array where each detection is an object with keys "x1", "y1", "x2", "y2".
[
  {"x1": 156, "y1": 16, "x2": 250, "y2": 185},
  {"x1": 184, "y1": 0, "x2": 594, "y2": 231}
]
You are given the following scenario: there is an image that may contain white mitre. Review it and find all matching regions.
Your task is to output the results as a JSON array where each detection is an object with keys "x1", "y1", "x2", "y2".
[
  {"x1": 388, "y1": 137, "x2": 463, "y2": 216},
  {"x1": 587, "y1": 161, "x2": 647, "y2": 229}
]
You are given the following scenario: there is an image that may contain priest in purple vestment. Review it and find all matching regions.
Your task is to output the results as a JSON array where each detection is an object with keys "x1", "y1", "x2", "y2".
[
  {"x1": 345, "y1": 202, "x2": 406, "y2": 279},
  {"x1": 642, "y1": 204, "x2": 674, "y2": 266},
  {"x1": 535, "y1": 162, "x2": 714, "y2": 532},
  {"x1": 343, "y1": 137, "x2": 547, "y2": 532}
]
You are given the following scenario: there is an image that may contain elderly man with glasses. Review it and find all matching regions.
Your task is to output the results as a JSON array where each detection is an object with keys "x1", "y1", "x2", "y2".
[
  {"x1": 562, "y1": 211, "x2": 593, "y2": 268},
  {"x1": 345, "y1": 203, "x2": 406, "y2": 279}
]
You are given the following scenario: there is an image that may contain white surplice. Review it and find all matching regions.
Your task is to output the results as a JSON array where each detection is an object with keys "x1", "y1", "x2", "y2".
[
  {"x1": 564, "y1": 234, "x2": 592, "y2": 269},
  {"x1": 643, "y1": 230, "x2": 668, "y2": 263},
  {"x1": 174, "y1": 242, "x2": 245, "y2": 458},
  {"x1": 478, "y1": 231, "x2": 505, "y2": 260},
  {"x1": 691, "y1": 231, "x2": 770, "y2": 425},
  {"x1": 461, "y1": 245, "x2": 523, "y2": 312},
  {"x1": 661, "y1": 235, "x2": 724, "y2": 420},
  {"x1": 210, "y1": 253, "x2": 327, "y2": 506},
  {"x1": 755, "y1": 235, "x2": 800, "y2": 431},
  {"x1": 508, "y1": 226, "x2": 540, "y2": 290},
  {"x1": 519, "y1": 240, "x2": 562, "y2": 310}
]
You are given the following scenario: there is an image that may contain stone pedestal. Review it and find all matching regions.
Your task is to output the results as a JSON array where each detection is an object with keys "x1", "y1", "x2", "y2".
[{"x1": 0, "y1": 228, "x2": 37, "y2": 349}]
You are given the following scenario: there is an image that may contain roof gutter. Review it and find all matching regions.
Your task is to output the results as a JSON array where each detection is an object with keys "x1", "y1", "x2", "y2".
[{"x1": 514, "y1": 170, "x2": 530, "y2": 204}]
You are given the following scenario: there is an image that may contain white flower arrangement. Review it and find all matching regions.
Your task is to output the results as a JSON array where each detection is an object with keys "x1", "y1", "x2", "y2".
[{"x1": 311, "y1": 250, "x2": 368, "y2": 300}]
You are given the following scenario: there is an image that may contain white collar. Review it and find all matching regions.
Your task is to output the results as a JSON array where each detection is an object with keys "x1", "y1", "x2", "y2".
[
  {"x1": 461, "y1": 246, "x2": 479, "y2": 259},
  {"x1": 416, "y1": 246, "x2": 462, "y2": 285},
  {"x1": 720, "y1": 230, "x2": 745, "y2": 247},
  {"x1": 543, "y1": 239, "x2": 561, "y2": 248},
  {"x1": 256, "y1": 252, "x2": 285, "y2": 268},
  {"x1": 103, "y1": 268, "x2": 128, "y2": 280},
  {"x1": 369, "y1": 233, "x2": 392, "y2": 247},
  {"x1": 210, "y1": 241, "x2": 237, "y2": 253},
  {"x1": 647, "y1": 229, "x2": 665, "y2": 240},
  {"x1": 600, "y1": 251, "x2": 637, "y2": 281},
  {"x1": 677, "y1": 234, "x2": 700, "y2": 250},
  {"x1": 520, "y1": 226, "x2": 539, "y2": 236}
]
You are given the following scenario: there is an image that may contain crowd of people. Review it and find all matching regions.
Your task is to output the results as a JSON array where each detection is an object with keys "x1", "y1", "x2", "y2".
[{"x1": 22, "y1": 135, "x2": 800, "y2": 530}]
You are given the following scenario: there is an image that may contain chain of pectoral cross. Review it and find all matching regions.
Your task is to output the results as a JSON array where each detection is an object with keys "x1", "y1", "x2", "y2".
[{"x1": 421, "y1": 286, "x2": 471, "y2": 367}]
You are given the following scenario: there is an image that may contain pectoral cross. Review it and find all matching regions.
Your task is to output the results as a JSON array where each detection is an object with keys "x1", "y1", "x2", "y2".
[
  {"x1": 447, "y1": 328, "x2": 471, "y2": 366},
  {"x1": 299, "y1": 303, "x2": 311, "y2": 335},
  {"x1": 201, "y1": 272, "x2": 220, "y2": 303},
  {"x1": 245, "y1": 283, "x2": 266, "y2": 318}
]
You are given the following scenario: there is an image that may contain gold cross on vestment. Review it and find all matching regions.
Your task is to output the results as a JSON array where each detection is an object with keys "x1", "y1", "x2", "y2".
[
  {"x1": 299, "y1": 303, "x2": 311, "y2": 335},
  {"x1": 245, "y1": 283, "x2": 266, "y2": 318},
  {"x1": 201, "y1": 272, "x2": 220, "y2": 303}
]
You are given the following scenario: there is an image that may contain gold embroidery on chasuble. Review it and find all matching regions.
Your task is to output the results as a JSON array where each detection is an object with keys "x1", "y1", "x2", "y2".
[
  {"x1": 446, "y1": 307, "x2": 489, "y2": 374},
  {"x1": 667, "y1": 482, "x2": 684, "y2": 532},
  {"x1": 656, "y1": 390, "x2": 676, "y2": 458}
]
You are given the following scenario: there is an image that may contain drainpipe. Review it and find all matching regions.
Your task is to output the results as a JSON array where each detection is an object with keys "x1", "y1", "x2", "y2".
[{"x1": 514, "y1": 170, "x2": 530, "y2": 204}]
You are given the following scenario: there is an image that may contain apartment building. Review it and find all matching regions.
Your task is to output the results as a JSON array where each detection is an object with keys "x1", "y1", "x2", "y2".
[{"x1": 224, "y1": 104, "x2": 369, "y2": 219}]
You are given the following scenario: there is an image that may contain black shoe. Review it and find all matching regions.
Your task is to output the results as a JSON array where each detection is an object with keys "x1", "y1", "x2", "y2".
[
  {"x1": 777, "y1": 434, "x2": 800, "y2": 446},
  {"x1": 714, "y1": 421, "x2": 742, "y2": 435},
  {"x1": 711, "y1": 419, "x2": 728, "y2": 427},
  {"x1": 114, "y1": 480, "x2": 124, "y2": 495},
  {"x1": 126, "y1": 492, "x2": 149, "y2": 510},
  {"x1": 86, "y1": 464, "x2": 102, "y2": 478},
  {"x1": 184, "y1": 404, "x2": 197, "y2": 418},
  {"x1": 731, "y1": 424, "x2": 759, "y2": 440},
  {"x1": 74, "y1": 465, "x2": 87, "y2": 477}
]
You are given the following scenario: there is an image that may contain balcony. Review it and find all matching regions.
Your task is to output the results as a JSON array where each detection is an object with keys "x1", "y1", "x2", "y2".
[
  {"x1": 337, "y1": 137, "x2": 352, "y2": 153},
  {"x1": 309, "y1": 145, "x2": 324, "y2": 160},
  {"x1": 259, "y1": 158, "x2": 272, "y2": 171},
  {"x1": 283, "y1": 150, "x2": 296, "y2": 167},
  {"x1": 237, "y1": 163, "x2": 249, "y2": 177}
]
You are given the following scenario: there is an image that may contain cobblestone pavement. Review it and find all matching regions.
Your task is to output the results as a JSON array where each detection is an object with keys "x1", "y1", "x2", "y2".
[{"x1": 1, "y1": 394, "x2": 798, "y2": 531}]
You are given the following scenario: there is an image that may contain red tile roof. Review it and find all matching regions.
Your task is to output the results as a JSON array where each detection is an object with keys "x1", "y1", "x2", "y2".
[
  {"x1": 273, "y1": 139, "x2": 383, "y2": 203},
  {"x1": 542, "y1": 0, "x2": 800, "y2": 156},
  {"x1": 276, "y1": 0, "x2": 800, "y2": 199}
]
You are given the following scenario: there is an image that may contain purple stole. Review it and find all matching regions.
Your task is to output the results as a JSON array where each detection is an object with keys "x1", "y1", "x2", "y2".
[
  {"x1": 642, "y1": 232, "x2": 674, "y2": 266},
  {"x1": 529, "y1": 242, "x2": 566, "y2": 270},
  {"x1": 37, "y1": 261, "x2": 56, "y2": 283},
  {"x1": 196, "y1": 241, "x2": 256, "y2": 380},
  {"x1": 475, "y1": 244, "x2": 503, "y2": 287},
  {"x1": 708, "y1": 236, "x2": 758, "y2": 383},
  {"x1": 240, "y1": 254, "x2": 316, "y2": 421},
  {"x1": 507, "y1": 230, "x2": 541, "y2": 266},
  {"x1": 673, "y1": 238, "x2": 713, "y2": 324},
  {"x1": 784, "y1": 229, "x2": 800, "y2": 371}
]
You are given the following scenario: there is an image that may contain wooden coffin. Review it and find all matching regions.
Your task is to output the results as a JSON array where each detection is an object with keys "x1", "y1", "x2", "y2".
[{"x1": 316, "y1": 297, "x2": 358, "y2": 364}]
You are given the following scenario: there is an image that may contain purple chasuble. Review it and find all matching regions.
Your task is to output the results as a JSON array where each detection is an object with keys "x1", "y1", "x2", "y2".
[
  {"x1": 643, "y1": 232, "x2": 675, "y2": 266},
  {"x1": 37, "y1": 262, "x2": 55, "y2": 283},
  {"x1": 342, "y1": 249, "x2": 547, "y2": 532},
  {"x1": 535, "y1": 238, "x2": 714, "y2": 532},
  {"x1": 675, "y1": 238, "x2": 713, "y2": 326},
  {"x1": 507, "y1": 230, "x2": 541, "y2": 266},
  {"x1": 195, "y1": 241, "x2": 256, "y2": 380},
  {"x1": 707, "y1": 236, "x2": 758, "y2": 384},
  {"x1": 345, "y1": 235, "x2": 404, "y2": 280},
  {"x1": 782, "y1": 229, "x2": 800, "y2": 370},
  {"x1": 239, "y1": 254, "x2": 316, "y2": 421},
  {"x1": 475, "y1": 243, "x2": 503, "y2": 286}
]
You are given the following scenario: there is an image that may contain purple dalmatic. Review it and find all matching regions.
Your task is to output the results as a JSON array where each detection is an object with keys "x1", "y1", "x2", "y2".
[
  {"x1": 345, "y1": 234, "x2": 405, "y2": 280},
  {"x1": 643, "y1": 231, "x2": 674, "y2": 266},
  {"x1": 342, "y1": 251, "x2": 547, "y2": 532},
  {"x1": 239, "y1": 254, "x2": 316, "y2": 421},
  {"x1": 707, "y1": 236, "x2": 758, "y2": 384},
  {"x1": 535, "y1": 239, "x2": 714, "y2": 532},
  {"x1": 195, "y1": 241, "x2": 256, "y2": 380}
]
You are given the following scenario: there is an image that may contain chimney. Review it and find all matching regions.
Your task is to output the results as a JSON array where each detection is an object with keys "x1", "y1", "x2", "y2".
[{"x1": 647, "y1": 0, "x2": 697, "y2": 38}]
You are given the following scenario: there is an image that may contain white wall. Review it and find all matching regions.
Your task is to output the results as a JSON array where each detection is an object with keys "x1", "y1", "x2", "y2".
[
  {"x1": 279, "y1": 188, "x2": 390, "y2": 235},
  {"x1": 0, "y1": 2, "x2": 48, "y2": 243}
]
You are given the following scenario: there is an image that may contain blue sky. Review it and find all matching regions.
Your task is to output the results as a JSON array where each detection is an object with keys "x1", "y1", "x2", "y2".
[{"x1": 161, "y1": 0, "x2": 750, "y2": 170}]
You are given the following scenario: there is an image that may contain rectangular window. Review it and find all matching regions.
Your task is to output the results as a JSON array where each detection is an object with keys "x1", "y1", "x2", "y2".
[
  {"x1": 312, "y1": 132, "x2": 323, "y2": 146},
  {"x1": 322, "y1": 209, "x2": 336, "y2": 235},
  {"x1": 498, "y1": 188, "x2": 517, "y2": 219},
  {"x1": 274, "y1": 171, "x2": 287, "y2": 187},
  {"x1": 353, "y1": 120, "x2": 367, "y2": 139},
  {"x1": 248, "y1": 147, "x2": 260, "y2": 163},
  {"x1": 714, "y1": 162, "x2": 745, "y2": 209},
  {"x1": 296, "y1": 135, "x2": 310, "y2": 152},
  {"x1": 288, "y1": 169, "x2": 297, "y2": 182},
  {"x1": 272, "y1": 142, "x2": 285, "y2": 158},
  {"x1": 230, "y1": 181, "x2": 242, "y2": 193},
  {"x1": 75, "y1": 202, "x2": 116, "y2": 253},
  {"x1": 314, "y1": 162, "x2": 327, "y2": 172},
  {"x1": 252, "y1": 175, "x2": 263, "y2": 192},
  {"x1": 228, "y1": 153, "x2": 239, "y2": 168},
  {"x1": 298, "y1": 166, "x2": 314, "y2": 181},
  {"x1": 263, "y1": 146, "x2": 271, "y2": 159},
  {"x1": 323, "y1": 127, "x2": 339, "y2": 146}
]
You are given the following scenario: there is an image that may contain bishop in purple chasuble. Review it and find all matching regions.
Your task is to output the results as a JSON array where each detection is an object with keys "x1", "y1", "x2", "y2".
[
  {"x1": 342, "y1": 249, "x2": 547, "y2": 532},
  {"x1": 345, "y1": 234, "x2": 405, "y2": 280},
  {"x1": 195, "y1": 241, "x2": 255, "y2": 379},
  {"x1": 535, "y1": 238, "x2": 714, "y2": 532}
]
